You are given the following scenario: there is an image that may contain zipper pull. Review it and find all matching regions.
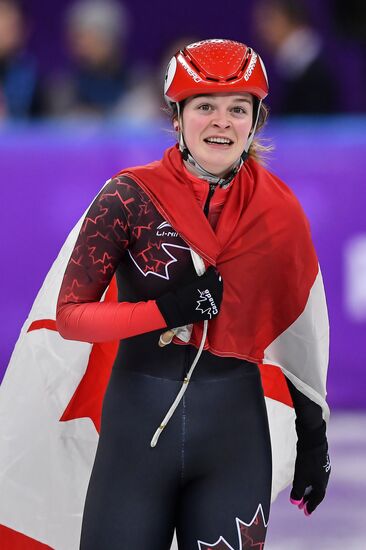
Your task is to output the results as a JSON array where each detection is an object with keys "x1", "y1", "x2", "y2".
[{"x1": 203, "y1": 183, "x2": 216, "y2": 217}]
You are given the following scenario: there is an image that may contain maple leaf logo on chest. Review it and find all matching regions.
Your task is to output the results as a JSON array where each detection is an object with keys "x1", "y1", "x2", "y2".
[{"x1": 129, "y1": 220, "x2": 190, "y2": 280}]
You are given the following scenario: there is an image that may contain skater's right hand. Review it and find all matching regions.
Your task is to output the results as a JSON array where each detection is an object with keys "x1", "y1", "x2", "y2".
[{"x1": 156, "y1": 266, "x2": 223, "y2": 328}]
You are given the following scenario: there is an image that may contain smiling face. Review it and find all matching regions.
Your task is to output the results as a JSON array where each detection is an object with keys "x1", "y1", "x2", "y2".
[{"x1": 179, "y1": 92, "x2": 254, "y2": 177}]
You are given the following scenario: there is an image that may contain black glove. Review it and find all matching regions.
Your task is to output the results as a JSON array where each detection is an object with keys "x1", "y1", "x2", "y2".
[
  {"x1": 156, "y1": 266, "x2": 223, "y2": 328},
  {"x1": 290, "y1": 420, "x2": 331, "y2": 516}
]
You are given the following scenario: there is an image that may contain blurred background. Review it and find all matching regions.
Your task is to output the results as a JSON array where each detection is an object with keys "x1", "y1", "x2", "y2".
[{"x1": 0, "y1": 0, "x2": 365, "y2": 548}]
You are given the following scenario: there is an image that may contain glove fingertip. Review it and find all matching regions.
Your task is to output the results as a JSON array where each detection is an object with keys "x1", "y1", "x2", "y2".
[
  {"x1": 304, "y1": 503, "x2": 311, "y2": 517},
  {"x1": 290, "y1": 487, "x2": 304, "y2": 501},
  {"x1": 290, "y1": 497, "x2": 303, "y2": 506}
]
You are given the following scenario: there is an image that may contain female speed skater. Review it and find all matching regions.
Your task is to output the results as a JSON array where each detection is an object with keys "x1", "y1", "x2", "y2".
[{"x1": 56, "y1": 39, "x2": 331, "y2": 549}]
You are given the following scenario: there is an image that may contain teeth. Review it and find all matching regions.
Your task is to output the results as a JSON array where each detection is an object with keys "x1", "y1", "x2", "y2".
[{"x1": 205, "y1": 137, "x2": 232, "y2": 144}]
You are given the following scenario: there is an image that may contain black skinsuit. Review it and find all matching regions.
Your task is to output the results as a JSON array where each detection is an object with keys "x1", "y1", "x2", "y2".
[
  {"x1": 80, "y1": 337, "x2": 271, "y2": 549},
  {"x1": 57, "y1": 175, "x2": 320, "y2": 549}
]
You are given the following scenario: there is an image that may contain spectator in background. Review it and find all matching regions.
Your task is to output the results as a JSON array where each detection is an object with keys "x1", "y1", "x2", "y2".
[
  {"x1": 45, "y1": 0, "x2": 131, "y2": 118},
  {"x1": 0, "y1": 0, "x2": 41, "y2": 119},
  {"x1": 115, "y1": 35, "x2": 200, "y2": 122},
  {"x1": 252, "y1": 0, "x2": 339, "y2": 115},
  {"x1": 334, "y1": 0, "x2": 366, "y2": 45},
  {"x1": 333, "y1": 0, "x2": 366, "y2": 112}
]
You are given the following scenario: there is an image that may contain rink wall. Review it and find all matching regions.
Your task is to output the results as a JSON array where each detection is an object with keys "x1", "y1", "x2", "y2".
[{"x1": 1, "y1": 116, "x2": 365, "y2": 408}]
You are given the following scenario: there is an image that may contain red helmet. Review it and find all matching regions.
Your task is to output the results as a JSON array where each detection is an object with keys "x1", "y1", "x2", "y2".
[{"x1": 164, "y1": 39, "x2": 269, "y2": 105}]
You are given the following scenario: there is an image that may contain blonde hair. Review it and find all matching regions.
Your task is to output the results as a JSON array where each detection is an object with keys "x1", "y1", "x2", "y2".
[
  {"x1": 166, "y1": 99, "x2": 273, "y2": 165},
  {"x1": 248, "y1": 102, "x2": 273, "y2": 164}
]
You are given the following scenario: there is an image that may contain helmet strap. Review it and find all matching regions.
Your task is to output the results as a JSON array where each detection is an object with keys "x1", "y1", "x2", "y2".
[{"x1": 243, "y1": 98, "x2": 262, "y2": 155}]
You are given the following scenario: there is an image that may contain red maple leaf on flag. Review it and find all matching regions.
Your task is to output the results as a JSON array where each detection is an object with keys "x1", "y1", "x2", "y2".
[
  {"x1": 27, "y1": 277, "x2": 119, "y2": 434},
  {"x1": 58, "y1": 277, "x2": 118, "y2": 433}
]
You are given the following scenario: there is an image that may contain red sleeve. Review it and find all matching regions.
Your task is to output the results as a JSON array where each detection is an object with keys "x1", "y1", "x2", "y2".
[
  {"x1": 57, "y1": 299, "x2": 167, "y2": 342},
  {"x1": 56, "y1": 177, "x2": 167, "y2": 342}
]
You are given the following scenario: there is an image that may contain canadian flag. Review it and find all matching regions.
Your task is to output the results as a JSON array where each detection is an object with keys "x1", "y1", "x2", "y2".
[{"x1": 0, "y1": 217, "x2": 329, "y2": 550}]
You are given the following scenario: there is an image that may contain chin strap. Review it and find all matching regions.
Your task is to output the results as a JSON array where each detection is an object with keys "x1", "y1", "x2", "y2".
[
  {"x1": 176, "y1": 99, "x2": 262, "y2": 188},
  {"x1": 244, "y1": 98, "x2": 262, "y2": 155},
  {"x1": 182, "y1": 144, "x2": 243, "y2": 189}
]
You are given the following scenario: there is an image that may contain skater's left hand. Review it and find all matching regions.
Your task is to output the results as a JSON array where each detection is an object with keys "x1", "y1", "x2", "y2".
[{"x1": 290, "y1": 420, "x2": 331, "y2": 516}]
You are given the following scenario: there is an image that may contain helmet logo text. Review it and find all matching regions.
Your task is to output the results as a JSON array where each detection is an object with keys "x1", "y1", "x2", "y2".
[
  {"x1": 179, "y1": 56, "x2": 201, "y2": 83},
  {"x1": 244, "y1": 53, "x2": 257, "y2": 81}
]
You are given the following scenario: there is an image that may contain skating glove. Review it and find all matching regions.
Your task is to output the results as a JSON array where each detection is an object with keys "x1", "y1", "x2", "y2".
[
  {"x1": 156, "y1": 266, "x2": 223, "y2": 328},
  {"x1": 290, "y1": 419, "x2": 331, "y2": 516}
]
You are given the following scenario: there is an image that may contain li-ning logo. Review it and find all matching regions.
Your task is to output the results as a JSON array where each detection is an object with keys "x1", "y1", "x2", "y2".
[
  {"x1": 244, "y1": 53, "x2": 257, "y2": 81},
  {"x1": 196, "y1": 289, "x2": 218, "y2": 319},
  {"x1": 323, "y1": 453, "x2": 331, "y2": 473},
  {"x1": 179, "y1": 55, "x2": 201, "y2": 83},
  {"x1": 156, "y1": 221, "x2": 178, "y2": 237}
]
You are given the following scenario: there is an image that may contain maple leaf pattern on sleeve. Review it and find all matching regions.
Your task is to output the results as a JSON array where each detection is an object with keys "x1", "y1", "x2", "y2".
[
  {"x1": 56, "y1": 174, "x2": 191, "y2": 342},
  {"x1": 58, "y1": 176, "x2": 146, "y2": 307}
]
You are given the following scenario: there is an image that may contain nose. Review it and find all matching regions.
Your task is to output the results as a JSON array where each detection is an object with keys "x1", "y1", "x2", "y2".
[{"x1": 211, "y1": 109, "x2": 231, "y2": 128}]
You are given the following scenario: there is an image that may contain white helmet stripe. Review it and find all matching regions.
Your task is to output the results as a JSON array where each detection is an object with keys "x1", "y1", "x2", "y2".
[{"x1": 164, "y1": 56, "x2": 177, "y2": 96}]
